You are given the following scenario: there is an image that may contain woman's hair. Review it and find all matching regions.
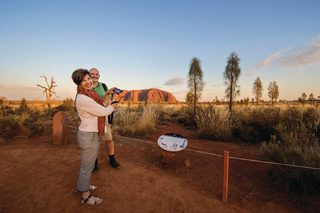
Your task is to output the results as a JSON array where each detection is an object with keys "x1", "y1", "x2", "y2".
[{"x1": 72, "y1": 69, "x2": 91, "y2": 85}]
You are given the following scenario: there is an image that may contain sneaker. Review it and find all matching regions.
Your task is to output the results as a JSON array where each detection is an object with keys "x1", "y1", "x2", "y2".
[{"x1": 110, "y1": 160, "x2": 120, "y2": 169}]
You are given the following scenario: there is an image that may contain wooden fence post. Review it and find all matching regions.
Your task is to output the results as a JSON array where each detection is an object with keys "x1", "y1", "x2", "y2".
[{"x1": 222, "y1": 151, "x2": 229, "y2": 202}]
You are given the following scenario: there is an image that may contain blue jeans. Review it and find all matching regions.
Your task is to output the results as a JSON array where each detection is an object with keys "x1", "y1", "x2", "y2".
[{"x1": 77, "y1": 130, "x2": 100, "y2": 192}]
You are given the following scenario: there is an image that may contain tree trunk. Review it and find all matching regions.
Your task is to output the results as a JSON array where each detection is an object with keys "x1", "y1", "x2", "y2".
[
  {"x1": 193, "y1": 75, "x2": 197, "y2": 116},
  {"x1": 229, "y1": 79, "x2": 233, "y2": 112}
]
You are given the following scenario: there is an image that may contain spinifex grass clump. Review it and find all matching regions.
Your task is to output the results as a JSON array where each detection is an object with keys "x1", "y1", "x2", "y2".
[
  {"x1": 232, "y1": 106, "x2": 281, "y2": 143},
  {"x1": 0, "y1": 114, "x2": 31, "y2": 138},
  {"x1": 176, "y1": 104, "x2": 198, "y2": 126},
  {"x1": 0, "y1": 98, "x2": 76, "y2": 140},
  {"x1": 195, "y1": 105, "x2": 233, "y2": 141},
  {"x1": 260, "y1": 106, "x2": 320, "y2": 195},
  {"x1": 0, "y1": 109, "x2": 53, "y2": 138},
  {"x1": 260, "y1": 134, "x2": 320, "y2": 195},
  {"x1": 158, "y1": 105, "x2": 182, "y2": 123},
  {"x1": 113, "y1": 105, "x2": 160, "y2": 138}
]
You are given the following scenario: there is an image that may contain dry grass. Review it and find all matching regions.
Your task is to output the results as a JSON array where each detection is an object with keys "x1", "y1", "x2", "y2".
[
  {"x1": 112, "y1": 104, "x2": 160, "y2": 137},
  {"x1": 2, "y1": 100, "x2": 320, "y2": 194}
]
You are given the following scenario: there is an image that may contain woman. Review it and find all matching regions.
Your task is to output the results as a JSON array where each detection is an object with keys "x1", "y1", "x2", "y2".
[{"x1": 72, "y1": 68, "x2": 124, "y2": 206}]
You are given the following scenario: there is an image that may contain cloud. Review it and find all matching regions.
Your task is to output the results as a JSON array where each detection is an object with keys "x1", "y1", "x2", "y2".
[
  {"x1": 289, "y1": 70, "x2": 304, "y2": 75},
  {"x1": 253, "y1": 36, "x2": 320, "y2": 70},
  {"x1": 278, "y1": 38, "x2": 320, "y2": 68},
  {"x1": 242, "y1": 68, "x2": 259, "y2": 77},
  {"x1": 0, "y1": 84, "x2": 39, "y2": 90},
  {"x1": 164, "y1": 77, "x2": 185, "y2": 86},
  {"x1": 256, "y1": 51, "x2": 282, "y2": 69},
  {"x1": 281, "y1": 70, "x2": 305, "y2": 77}
]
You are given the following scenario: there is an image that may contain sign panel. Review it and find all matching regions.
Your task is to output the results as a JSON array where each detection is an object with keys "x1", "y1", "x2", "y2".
[{"x1": 158, "y1": 134, "x2": 188, "y2": 152}]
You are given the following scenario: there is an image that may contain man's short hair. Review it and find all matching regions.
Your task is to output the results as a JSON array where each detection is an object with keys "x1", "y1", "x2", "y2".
[{"x1": 89, "y1": 68, "x2": 99, "y2": 74}]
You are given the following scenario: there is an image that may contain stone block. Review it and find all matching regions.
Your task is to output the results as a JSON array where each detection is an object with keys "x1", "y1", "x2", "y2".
[{"x1": 53, "y1": 111, "x2": 68, "y2": 144}]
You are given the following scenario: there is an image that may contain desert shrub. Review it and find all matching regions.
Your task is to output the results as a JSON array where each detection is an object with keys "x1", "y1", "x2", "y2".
[
  {"x1": 44, "y1": 98, "x2": 76, "y2": 116},
  {"x1": 176, "y1": 105, "x2": 197, "y2": 126},
  {"x1": 0, "y1": 103, "x2": 56, "y2": 139},
  {"x1": 63, "y1": 97, "x2": 74, "y2": 107},
  {"x1": 0, "y1": 105, "x2": 14, "y2": 116},
  {"x1": 233, "y1": 106, "x2": 281, "y2": 143},
  {"x1": 55, "y1": 104, "x2": 75, "y2": 115},
  {"x1": 22, "y1": 112, "x2": 52, "y2": 136},
  {"x1": 157, "y1": 105, "x2": 183, "y2": 123},
  {"x1": 0, "y1": 110, "x2": 53, "y2": 139},
  {"x1": 19, "y1": 98, "x2": 29, "y2": 112},
  {"x1": 158, "y1": 111, "x2": 172, "y2": 122},
  {"x1": 43, "y1": 106, "x2": 60, "y2": 117},
  {"x1": 279, "y1": 106, "x2": 320, "y2": 135},
  {"x1": 301, "y1": 107, "x2": 320, "y2": 138},
  {"x1": 195, "y1": 105, "x2": 233, "y2": 141},
  {"x1": 273, "y1": 106, "x2": 320, "y2": 146},
  {"x1": 0, "y1": 114, "x2": 31, "y2": 138},
  {"x1": 113, "y1": 105, "x2": 160, "y2": 138},
  {"x1": 260, "y1": 136, "x2": 320, "y2": 195},
  {"x1": 259, "y1": 106, "x2": 320, "y2": 195}
]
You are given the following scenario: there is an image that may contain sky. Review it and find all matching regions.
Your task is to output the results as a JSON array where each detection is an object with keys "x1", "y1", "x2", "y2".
[{"x1": 1, "y1": 0, "x2": 320, "y2": 102}]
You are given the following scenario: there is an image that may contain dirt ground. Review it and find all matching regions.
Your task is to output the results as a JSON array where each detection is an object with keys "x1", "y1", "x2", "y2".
[{"x1": 0, "y1": 122, "x2": 319, "y2": 213}]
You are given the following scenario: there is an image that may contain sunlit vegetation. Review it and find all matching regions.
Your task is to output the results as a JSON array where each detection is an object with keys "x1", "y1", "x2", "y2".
[
  {"x1": 0, "y1": 99, "x2": 75, "y2": 139},
  {"x1": 1, "y1": 99, "x2": 319, "y2": 194}
]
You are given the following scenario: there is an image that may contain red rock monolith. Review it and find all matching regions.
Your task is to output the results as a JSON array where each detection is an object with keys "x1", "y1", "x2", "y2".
[{"x1": 53, "y1": 111, "x2": 67, "y2": 144}]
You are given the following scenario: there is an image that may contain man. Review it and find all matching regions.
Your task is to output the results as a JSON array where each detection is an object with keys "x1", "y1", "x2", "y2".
[{"x1": 89, "y1": 68, "x2": 121, "y2": 171}]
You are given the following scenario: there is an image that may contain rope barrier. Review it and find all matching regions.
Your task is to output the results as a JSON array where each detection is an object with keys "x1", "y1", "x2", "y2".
[
  {"x1": 228, "y1": 156, "x2": 320, "y2": 171},
  {"x1": 117, "y1": 136, "x2": 320, "y2": 171}
]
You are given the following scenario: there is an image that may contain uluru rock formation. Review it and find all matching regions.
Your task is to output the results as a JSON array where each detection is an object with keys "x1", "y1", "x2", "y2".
[{"x1": 115, "y1": 88, "x2": 177, "y2": 102}]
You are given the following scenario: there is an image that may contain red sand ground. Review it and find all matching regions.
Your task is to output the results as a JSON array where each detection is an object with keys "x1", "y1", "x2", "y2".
[{"x1": 0, "y1": 122, "x2": 319, "y2": 213}]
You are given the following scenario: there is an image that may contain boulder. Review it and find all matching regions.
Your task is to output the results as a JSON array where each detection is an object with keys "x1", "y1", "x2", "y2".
[{"x1": 53, "y1": 111, "x2": 68, "y2": 144}]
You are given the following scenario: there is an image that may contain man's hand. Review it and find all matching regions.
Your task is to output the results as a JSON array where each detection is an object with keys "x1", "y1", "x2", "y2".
[
  {"x1": 105, "y1": 87, "x2": 117, "y2": 95},
  {"x1": 117, "y1": 92, "x2": 125, "y2": 101}
]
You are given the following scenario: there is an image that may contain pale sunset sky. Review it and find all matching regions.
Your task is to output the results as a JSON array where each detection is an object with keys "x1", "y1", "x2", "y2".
[{"x1": 1, "y1": 0, "x2": 319, "y2": 101}]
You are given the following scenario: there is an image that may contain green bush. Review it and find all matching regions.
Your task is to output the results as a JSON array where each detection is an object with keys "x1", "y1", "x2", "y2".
[
  {"x1": 0, "y1": 103, "x2": 59, "y2": 139},
  {"x1": 19, "y1": 98, "x2": 29, "y2": 112},
  {"x1": 63, "y1": 97, "x2": 74, "y2": 108},
  {"x1": 178, "y1": 105, "x2": 197, "y2": 126},
  {"x1": 260, "y1": 137, "x2": 320, "y2": 195},
  {"x1": 195, "y1": 105, "x2": 233, "y2": 141},
  {"x1": 234, "y1": 107, "x2": 281, "y2": 143},
  {"x1": 1, "y1": 105, "x2": 14, "y2": 116},
  {"x1": 0, "y1": 114, "x2": 30, "y2": 138},
  {"x1": 259, "y1": 106, "x2": 320, "y2": 195}
]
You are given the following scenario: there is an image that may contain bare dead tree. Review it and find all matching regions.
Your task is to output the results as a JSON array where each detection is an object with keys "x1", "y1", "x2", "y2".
[{"x1": 36, "y1": 75, "x2": 59, "y2": 105}]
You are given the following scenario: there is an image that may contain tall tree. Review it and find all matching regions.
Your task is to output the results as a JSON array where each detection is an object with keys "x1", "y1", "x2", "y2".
[
  {"x1": 299, "y1": 93, "x2": 307, "y2": 104},
  {"x1": 185, "y1": 91, "x2": 199, "y2": 104},
  {"x1": 308, "y1": 93, "x2": 315, "y2": 101},
  {"x1": 188, "y1": 57, "x2": 204, "y2": 115},
  {"x1": 301, "y1": 93, "x2": 307, "y2": 101},
  {"x1": 36, "y1": 75, "x2": 59, "y2": 105},
  {"x1": 223, "y1": 52, "x2": 241, "y2": 112},
  {"x1": 268, "y1": 81, "x2": 279, "y2": 106},
  {"x1": 252, "y1": 77, "x2": 263, "y2": 105}
]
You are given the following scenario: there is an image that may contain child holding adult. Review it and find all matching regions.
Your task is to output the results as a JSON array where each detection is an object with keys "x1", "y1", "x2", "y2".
[{"x1": 72, "y1": 68, "x2": 124, "y2": 206}]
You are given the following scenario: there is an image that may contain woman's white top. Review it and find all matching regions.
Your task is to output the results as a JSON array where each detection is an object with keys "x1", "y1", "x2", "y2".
[{"x1": 76, "y1": 94, "x2": 114, "y2": 133}]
